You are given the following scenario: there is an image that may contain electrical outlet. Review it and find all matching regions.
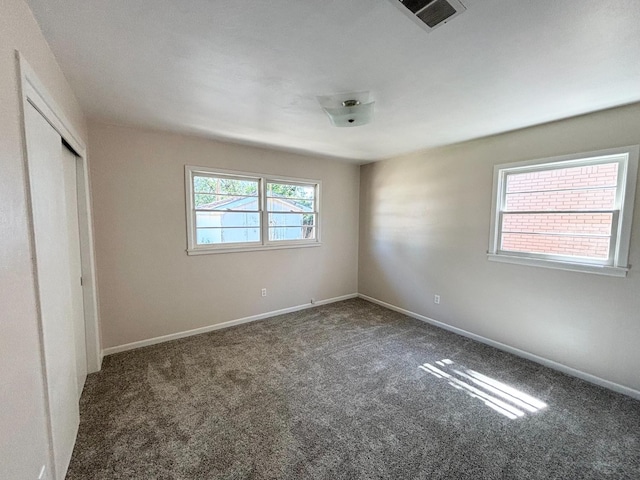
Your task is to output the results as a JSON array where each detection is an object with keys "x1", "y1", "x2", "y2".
[
  {"x1": 434, "y1": 294, "x2": 441, "y2": 304},
  {"x1": 310, "y1": 298, "x2": 316, "y2": 305},
  {"x1": 261, "y1": 288, "x2": 267, "y2": 297}
]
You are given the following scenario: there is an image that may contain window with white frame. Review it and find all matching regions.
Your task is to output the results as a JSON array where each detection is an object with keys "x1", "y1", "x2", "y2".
[
  {"x1": 266, "y1": 181, "x2": 317, "y2": 242},
  {"x1": 488, "y1": 146, "x2": 639, "y2": 276},
  {"x1": 186, "y1": 166, "x2": 320, "y2": 254}
]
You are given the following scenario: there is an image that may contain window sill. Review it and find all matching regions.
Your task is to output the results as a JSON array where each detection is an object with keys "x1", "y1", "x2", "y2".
[
  {"x1": 187, "y1": 242, "x2": 322, "y2": 256},
  {"x1": 486, "y1": 253, "x2": 629, "y2": 277}
]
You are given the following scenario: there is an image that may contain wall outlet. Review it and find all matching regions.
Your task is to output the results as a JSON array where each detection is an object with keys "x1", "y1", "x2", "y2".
[
  {"x1": 38, "y1": 465, "x2": 47, "y2": 480},
  {"x1": 310, "y1": 298, "x2": 316, "y2": 305},
  {"x1": 434, "y1": 294, "x2": 441, "y2": 304},
  {"x1": 261, "y1": 288, "x2": 267, "y2": 297}
]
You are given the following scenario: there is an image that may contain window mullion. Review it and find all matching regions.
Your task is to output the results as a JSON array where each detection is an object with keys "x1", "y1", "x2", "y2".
[{"x1": 260, "y1": 177, "x2": 267, "y2": 246}]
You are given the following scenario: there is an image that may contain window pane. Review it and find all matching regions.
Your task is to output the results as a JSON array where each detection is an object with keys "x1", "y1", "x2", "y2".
[
  {"x1": 506, "y1": 162, "x2": 619, "y2": 193},
  {"x1": 504, "y1": 188, "x2": 616, "y2": 212},
  {"x1": 196, "y1": 227, "x2": 260, "y2": 245},
  {"x1": 195, "y1": 194, "x2": 259, "y2": 211},
  {"x1": 269, "y1": 226, "x2": 316, "y2": 241},
  {"x1": 268, "y1": 213, "x2": 315, "y2": 228},
  {"x1": 267, "y1": 198, "x2": 314, "y2": 212},
  {"x1": 266, "y1": 182, "x2": 317, "y2": 243},
  {"x1": 196, "y1": 211, "x2": 260, "y2": 228},
  {"x1": 193, "y1": 175, "x2": 258, "y2": 196},
  {"x1": 501, "y1": 233, "x2": 610, "y2": 259},
  {"x1": 502, "y1": 213, "x2": 613, "y2": 236},
  {"x1": 267, "y1": 183, "x2": 315, "y2": 199}
]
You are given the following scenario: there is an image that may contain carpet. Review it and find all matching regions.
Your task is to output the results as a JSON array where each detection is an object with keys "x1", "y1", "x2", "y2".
[{"x1": 66, "y1": 298, "x2": 640, "y2": 479}]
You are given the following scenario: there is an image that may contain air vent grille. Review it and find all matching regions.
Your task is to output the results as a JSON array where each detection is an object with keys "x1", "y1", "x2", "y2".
[
  {"x1": 401, "y1": 0, "x2": 432, "y2": 14},
  {"x1": 417, "y1": 0, "x2": 457, "y2": 28},
  {"x1": 392, "y1": 0, "x2": 466, "y2": 32}
]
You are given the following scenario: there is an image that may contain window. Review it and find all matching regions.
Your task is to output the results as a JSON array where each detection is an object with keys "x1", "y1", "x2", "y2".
[
  {"x1": 488, "y1": 146, "x2": 639, "y2": 276},
  {"x1": 266, "y1": 181, "x2": 317, "y2": 242},
  {"x1": 186, "y1": 166, "x2": 320, "y2": 254}
]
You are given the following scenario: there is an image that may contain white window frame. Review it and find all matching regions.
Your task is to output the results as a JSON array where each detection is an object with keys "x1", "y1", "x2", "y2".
[
  {"x1": 487, "y1": 146, "x2": 639, "y2": 277},
  {"x1": 185, "y1": 165, "x2": 321, "y2": 255},
  {"x1": 265, "y1": 178, "x2": 319, "y2": 246}
]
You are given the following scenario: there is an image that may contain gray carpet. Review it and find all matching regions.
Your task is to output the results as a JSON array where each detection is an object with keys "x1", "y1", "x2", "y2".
[{"x1": 67, "y1": 298, "x2": 640, "y2": 479}]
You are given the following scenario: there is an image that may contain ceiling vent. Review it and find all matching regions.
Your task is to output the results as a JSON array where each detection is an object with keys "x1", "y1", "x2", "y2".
[{"x1": 390, "y1": 0, "x2": 467, "y2": 32}]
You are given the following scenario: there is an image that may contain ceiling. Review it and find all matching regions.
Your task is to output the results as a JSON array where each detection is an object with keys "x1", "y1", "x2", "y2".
[{"x1": 26, "y1": 0, "x2": 640, "y2": 162}]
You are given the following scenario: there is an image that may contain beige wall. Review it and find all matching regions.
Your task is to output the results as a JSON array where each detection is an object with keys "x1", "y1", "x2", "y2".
[
  {"x1": 0, "y1": 0, "x2": 87, "y2": 478},
  {"x1": 359, "y1": 103, "x2": 640, "y2": 393},
  {"x1": 89, "y1": 122, "x2": 359, "y2": 349}
]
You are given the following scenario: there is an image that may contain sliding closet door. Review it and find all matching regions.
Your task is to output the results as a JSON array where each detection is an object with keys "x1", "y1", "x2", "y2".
[
  {"x1": 62, "y1": 146, "x2": 87, "y2": 398},
  {"x1": 25, "y1": 102, "x2": 81, "y2": 480}
]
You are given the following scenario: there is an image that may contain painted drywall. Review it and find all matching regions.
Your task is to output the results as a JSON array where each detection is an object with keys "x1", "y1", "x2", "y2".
[
  {"x1": 359, "y1": 103, "x2": 640, "y2": 393},
  {"x1": 0, "y1": 0, "x2": 87, "y2": 479},
  {"x1": 89, "y1": 122, "x2": 359, "y2": 349}
]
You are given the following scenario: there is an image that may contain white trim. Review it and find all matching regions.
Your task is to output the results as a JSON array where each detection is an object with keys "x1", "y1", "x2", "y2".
[
  {"x1": 102, "y1": 293, "x2": 357, "y2": 356},
  {"x1": 18, "y1": 56, "x2": 85, "y2": 158},
  {"x1": 18, "y1": 52, "x2": 102, "y2": 375},
  {"x1": 487, "y1": 253, "x2": 629, "y2": 277},
  {"x1": 187, "y1": 242, "x2": 322, "y2": 255},
  {"x1": 617, "y1": 145, "x2": 639, "y2": 267},
  {"x1": 358, "y1": 294, "x2": 640, "y2": 401}
]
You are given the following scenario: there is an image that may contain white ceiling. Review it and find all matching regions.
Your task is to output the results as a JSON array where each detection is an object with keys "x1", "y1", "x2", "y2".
[{"x1": 26, "y1": 0, "x2": 640, "y2": 162}]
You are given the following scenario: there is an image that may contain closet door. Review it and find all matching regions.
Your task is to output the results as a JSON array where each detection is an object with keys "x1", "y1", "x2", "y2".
[
  {"x1": 25, "y1": 102, "x2": 81, "y2": 480},
  {"x1": 62, "y1": 145, "x2": 87, "y2": 398}
]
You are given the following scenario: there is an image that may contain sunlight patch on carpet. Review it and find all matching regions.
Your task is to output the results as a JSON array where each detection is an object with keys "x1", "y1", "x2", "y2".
[{"x1": 419, "y1": 359, "x2": 547, "y2": 420}]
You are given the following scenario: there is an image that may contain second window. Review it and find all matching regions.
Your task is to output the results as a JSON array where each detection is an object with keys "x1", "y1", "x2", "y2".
[{"x1": 187, "y1": 166, "x2": 320, "y2": 254}]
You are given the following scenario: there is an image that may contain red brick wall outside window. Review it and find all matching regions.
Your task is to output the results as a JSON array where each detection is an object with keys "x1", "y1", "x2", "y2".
[{"x1": 500, "y1": 163, "x2": 619, "y2": 259}]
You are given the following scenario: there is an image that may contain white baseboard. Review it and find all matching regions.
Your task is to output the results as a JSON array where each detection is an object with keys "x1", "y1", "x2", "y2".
[
  {"x1": 102, "y1": 293, "x2": 358, "y2": 356},
  {"x1": 359, "y1": 293, "x2": 640, "y2": 401},
  {"x1": 101, "y1": 291, "x2": 640, "y2": 401}
]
